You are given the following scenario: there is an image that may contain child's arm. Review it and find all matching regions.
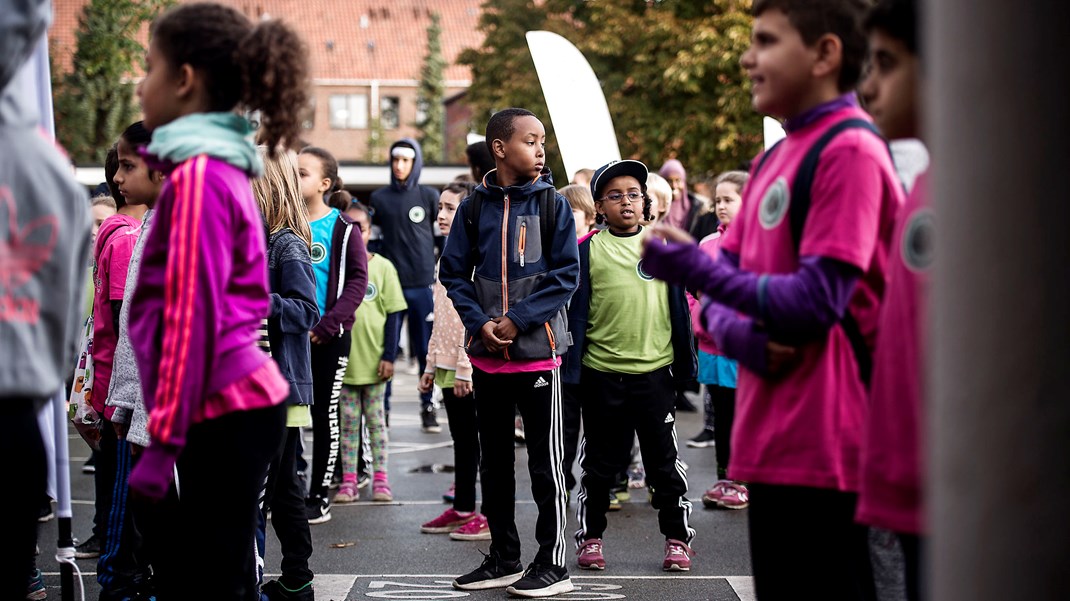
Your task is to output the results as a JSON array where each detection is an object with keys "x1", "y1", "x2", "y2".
[
  {"x1": 439, "y1": 199, "x2": 492, "y2": 333},
  {"x1": 312, "y1": 222, "x2": 369, "y2": 339},
  {"x1": 271, "y1": 251, "x2": 318, "y2": 334},
  {"x1": 379, "y1": 310, "x2": 403, "y2": 381},
  {"x1": 501, "y1": 196, "x2": 580, "y2": 333}
]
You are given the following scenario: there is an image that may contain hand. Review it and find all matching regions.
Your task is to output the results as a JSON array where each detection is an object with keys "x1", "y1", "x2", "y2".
[
  {"x1": 418, "y1": 373, "x2": 435, "y2": 394},
  {"x1": 480, "y1": 320, "x2": 512, "y2": 353},
  {"x1": 492, "y1": 316, "x2": 518, "y2": 342},
  {"x1": 766, "y1": 341, "x2": 800, "y2": 376},
  {"x1": 453, "y1": 379, "x2": 473, "y2": 398},
  {"x1": 378, "y1": 360, "x2": 395, "y2": 381},
  {"x1": 649, "y1": 223, "x2": 696, "y2": 246},
  {"x1": 309, "y1": 331, "x2": 323, "y2": 345}
]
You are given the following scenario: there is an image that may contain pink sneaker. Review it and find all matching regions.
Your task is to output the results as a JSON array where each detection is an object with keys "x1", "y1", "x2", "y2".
[
  {"x1": 449, "y1": 513, "x2": 491, "y2": 540},
  {"x1": 334, "y1": 482, "x2": 359, "y2": 504},
  {"x1": 701, "y1": 480, "x2": 731, "y2": 508},
  {"x1": 576, "y1": 538, "x2": 606, "y2": 570},
  {"x1": 421, "y1": 508, "x2": 476, "y2": 533},
  {"x1": 717, "y1": 482, "x2": 749, "y2": 510},
  {"x1": 663, "y1": 539, "x2": 694, "y2": 572},
  {"x1": 372, "y1": 473, "x2": 393, "y2": 502}
]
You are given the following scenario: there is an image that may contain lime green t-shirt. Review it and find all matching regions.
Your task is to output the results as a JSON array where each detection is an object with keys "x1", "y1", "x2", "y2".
[
  {"x1": 343, "y1": 254, "x2": 408, "y2": 385},
  {"x1": 581, "y1": 228, "x2": 673, "y2": 374},
  {"x1": 434, "y1": 367, "x2": 456, "y2": 390}
]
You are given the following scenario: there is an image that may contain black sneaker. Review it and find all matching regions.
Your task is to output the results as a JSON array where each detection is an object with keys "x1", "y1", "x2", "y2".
[
  {"x1": 506, "y1": 563, "x2": 575, "y2": 598},
  {"x1": 453, "y1": 551, "x2": 524, "y2": 590},
  {"x1": 687, "y1": 429, "x2": 716, "y2": 448},
  {"x1": 421, "y1": 406, "x2": 442, "y2": 433},
  {"x1": 262, "y1": 579, "x2": 315, "y2": 601},
  {"x1": 305, "y1": 496, "x2": 331, "y2": 525},
  {"x1": 83, "y1": 454, "x2": 97, "y2": 474},
  {"x1": 38, "y1": 497, "x2": 54, "y2": 523},
  {"x1": 357, "y1": 472, "x2": 372, "y2": 489},
  {"x1": 74, "y1": 534, "x2": 102, "y2": 559}
]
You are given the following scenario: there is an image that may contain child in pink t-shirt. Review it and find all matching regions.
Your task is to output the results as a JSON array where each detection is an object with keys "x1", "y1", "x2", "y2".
[{"x1": 643, "y1": 2, "x2": 905, "y2": 599}]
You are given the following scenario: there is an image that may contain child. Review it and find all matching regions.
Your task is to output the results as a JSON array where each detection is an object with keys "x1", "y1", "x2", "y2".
[
  {"x1": 419, "y1": 180, "x2": 491, "y2": 541},
  {"x1": 90, "y1": 194, "x2": 117, "y2": 244},
  {"x1": 644, "y1": 173, "x2": 673, "y2": 225},
  {"x1": 559, "y1": 184, "x2": 595, "y2": 239},
  {"x1": 564, "y1": 160, "x2": 698, "y2": 572},
  {"x1": 93, "y1": 121, "x2": 161, "y2": 601},
  {"x1": 125, "y1": 5, "x2": 311, "y2": 597},
  {"x1": 687, "y1": 171, "x2": 750, "y2": 513},
  {"x1": 297, "y1": 146, "x2": 369, "y2": 524},
  {"x1": 856, "y1": 2, "x2": 926, "y2": 599},
  {"x1": 439, "y1": 108, "x2": 580, "y2": 598},
  {"x1": 642, "y1": 1, "x2": 904, "y2": 599},
  {"x1": 334, "y1": 200, "x2": 406, "y2": 504},
  {"x1": 250, "y1": 146, "x2": 320, "y2": 601}
]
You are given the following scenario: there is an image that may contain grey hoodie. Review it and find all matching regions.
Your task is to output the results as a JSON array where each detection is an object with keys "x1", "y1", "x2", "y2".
[{"x1": 0, "y1": 0, "x2": 92, "y2": 399}]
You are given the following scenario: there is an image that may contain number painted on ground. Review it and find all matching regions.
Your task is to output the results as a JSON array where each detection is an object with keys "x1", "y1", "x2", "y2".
[{"x1": 365, "y1": 580, "x2": 469, "y2": 599}]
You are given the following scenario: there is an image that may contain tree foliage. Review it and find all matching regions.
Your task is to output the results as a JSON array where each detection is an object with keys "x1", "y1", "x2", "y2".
[
  {"x1": 52, "y1": 0, "x2": 172, "y2": 164},
  {"x1": 460, "y1": 0, "x2": 761, "y2": 182},
  {"x1": 417, "y1": 12, "x2": 447, "y2": 165}
]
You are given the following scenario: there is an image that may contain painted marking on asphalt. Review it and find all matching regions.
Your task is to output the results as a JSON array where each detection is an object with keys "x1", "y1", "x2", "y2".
[
  {"x1": 315, "y1": 574, "x2": 358, "y2": 600},
  {"x1": 726, "y1": 576, "x2": 756, "y2": 601}
]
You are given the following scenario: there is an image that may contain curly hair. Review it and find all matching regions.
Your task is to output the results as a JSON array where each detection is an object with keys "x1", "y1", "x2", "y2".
[{"x1": 150, "y1": 3, "x2": 310, "y2": 154}]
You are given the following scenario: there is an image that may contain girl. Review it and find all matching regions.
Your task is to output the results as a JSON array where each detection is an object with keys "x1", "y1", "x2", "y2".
[
  {"x1": 685, "y1": 171, "x2": 750, "y2": 511},
  {"x1": 297, "y1": 146, "x2": 368, "y2": 523},
  {"x1": 559, "y1": 184, "x2": 596, "y2": 240},
  {"x1": 90, "y1": 194, "x2": 117, "y2": 245},
  {"x1": 251, "y1": 146, "x2": 319, "y2": 600},
  {"x1": 334, "y1": 201, "x2": 406, "y2": 504},
  {"x1": 126, "y1": 4, "x2": 310, "y2": 598},
  {"x1": 644, "y1": 173, "x2": 673, "y2": 226},
  {"x1": 418, "y1": 181, "x2": 490, "y2": 540}
]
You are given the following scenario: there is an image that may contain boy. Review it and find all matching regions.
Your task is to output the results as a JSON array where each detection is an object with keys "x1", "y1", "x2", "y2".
[
  {"x1": 642, "y1": 1, "x2": 905, "y2": 599},
  {"x1": 564, "y1": 160, "x2": 697, "y2": 572},
  {"x1": 439, "y1": 108, "x2": 580, "y2": 598},
  {"x1": 856, "y1": 1, "x2": 927, "y2": 600}
]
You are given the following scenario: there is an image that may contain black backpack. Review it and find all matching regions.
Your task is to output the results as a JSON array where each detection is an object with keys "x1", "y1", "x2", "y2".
[
  {"x1": 752, "y1": 118, "x2": 894, "y2": 387},
  {"x1": 462, "y1": 186, "x2": 558, "y2": 271}
]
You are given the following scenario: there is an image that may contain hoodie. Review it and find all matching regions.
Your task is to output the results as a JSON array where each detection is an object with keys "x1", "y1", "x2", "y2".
[
  {"x1": 659, "y1": 159, "x2": 700, "y2": 233},
  {"x1": 369, "y1": 138, "x2": 441, "y2": 287},
  {"x1": 0, "y1": 0, "x2": 92, "y2": 400}
]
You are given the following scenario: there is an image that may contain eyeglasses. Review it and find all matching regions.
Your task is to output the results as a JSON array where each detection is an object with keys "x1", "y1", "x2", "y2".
[{"x1": 600, "y1": 192, "x2": 643, "y2": 205}]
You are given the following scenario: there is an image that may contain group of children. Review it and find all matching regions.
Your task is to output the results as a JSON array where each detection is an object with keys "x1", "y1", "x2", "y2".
[{"x1": 10, "y1": 0, "x2": 931, "y2": 599}]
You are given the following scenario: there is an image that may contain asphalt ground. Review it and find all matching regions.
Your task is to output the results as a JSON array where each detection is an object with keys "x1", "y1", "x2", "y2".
[{"x1": 39, "y1": 369, "x2": 757, "y2": 600}]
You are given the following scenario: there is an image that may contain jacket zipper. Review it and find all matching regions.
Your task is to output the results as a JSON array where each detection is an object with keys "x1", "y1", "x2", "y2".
[
  {"x1": 518, "y1": 222, "x2": 527, "y2": 267},
  {"x1": 501, "y1": 194, "x2": 510, "y2": 360}
]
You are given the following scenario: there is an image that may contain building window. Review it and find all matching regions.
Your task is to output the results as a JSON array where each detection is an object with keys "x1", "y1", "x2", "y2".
[
  {"x1": 329, "y1": 94, "x2": 368, "y2": 129},
  {"x1": 380, "y1": 96, "x2": 400, "y2": 130}
]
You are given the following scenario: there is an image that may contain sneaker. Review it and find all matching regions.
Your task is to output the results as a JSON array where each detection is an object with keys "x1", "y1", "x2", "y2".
[
  {"x1": 662, "y1": 539, "x2": 694, "y2": 572},
  {"x1": 687, "y1": 429, "x2": 716, "y2": 448},
  {"x1": 576, "y1": 538, "x2": 606, "y2": 570},
  {"x1": 26, "y1": 568, "x2": 46, "y2": 600},
  {"x1": 607, "y1": 493, "x2": 621, "y2": 512},
  {"x1": 514, "y1": 416, "x2": 526, "y2": 444},
  {"x1": 453, "y1": 551, "x2": 524, "y2": 590},
  {"x1": 261, "y1": 578, "x2": 314, "y2": 601},
  {"x1": 505, "y1": 563, "x2": 575, "y2": 598},
  {"x1": 357, "y1": 472, "x2": 371, "y2": 489},
  {"x1": 442, "y1": 482, "x2": 456, "y2": 503},
  {"x1": 372, "y1": 479, "x2": 393, "y2": 502},
  {"x1": 421, "y1": 406, "x2": 442, "y2": 433},
  {"x1": 82, "y1": 455, "x2": 96, "y2": 474},
  {"x1": 38, "y1": 498, "x2": 54, "y2": 523},
  {"x1": 74, "y1": 534, "x2": 102, "y2": 559},
  {"x1": 422, "y1": 508, "x2": 475, "y2": 534},
  {"x1": 701, "y1": 480, "x2": 731, "y2": 509},
  {"x1": 717, "y1": 481, "x2": 749, "y2": 510},
  {"x1": 334, "y1": 482, "x2": 359, "y2": 504},
  {"x1": 612, "y1": 486, "x2": 630, "y2": 502},
  {"x1": 627, "y1": 465, "x2": 646, "y2": 489},
  {"x1": 305, "y1": 496, "x2": 331, "y2": 524},
  {"x1": 449, "y1": 514, "x2": 491, "y2": 541}
]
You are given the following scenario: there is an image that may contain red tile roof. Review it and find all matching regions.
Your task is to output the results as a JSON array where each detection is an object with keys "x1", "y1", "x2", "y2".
[{"x1": 49, "y1": 0, "x2": 484, "y2": 83}]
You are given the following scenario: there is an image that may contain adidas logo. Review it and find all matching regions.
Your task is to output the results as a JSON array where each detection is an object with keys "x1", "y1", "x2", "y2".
[
  {"x1": 664, "y1": 413, "x2": 675, "y2": 424},
  {"x1": 534, "y1": 377, "x2": 549, "y2": 388}
]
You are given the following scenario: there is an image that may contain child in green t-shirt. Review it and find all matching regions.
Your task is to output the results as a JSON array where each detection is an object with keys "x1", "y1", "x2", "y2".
[{"x1": 335, "y1": 202, "x2": 407, "y2": 503}]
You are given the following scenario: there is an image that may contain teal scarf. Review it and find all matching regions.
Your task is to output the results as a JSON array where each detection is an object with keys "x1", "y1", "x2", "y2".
[{"x1": 147, "y1": 112, "x2": 263, "y2": 177}]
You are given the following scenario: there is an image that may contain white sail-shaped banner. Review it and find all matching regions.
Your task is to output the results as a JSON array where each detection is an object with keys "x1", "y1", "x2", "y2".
[{"x1": 526, "y1": 30, "x2": 620, "y2": 183}]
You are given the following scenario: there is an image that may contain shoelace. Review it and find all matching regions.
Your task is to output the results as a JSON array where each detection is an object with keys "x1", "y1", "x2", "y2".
[{"x1": 579, "y1": 542, "x2": 602, "y2": 555}]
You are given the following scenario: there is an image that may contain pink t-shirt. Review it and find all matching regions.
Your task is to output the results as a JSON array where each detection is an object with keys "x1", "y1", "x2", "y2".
[
  {"x1": 856, "y1": 172, "x2": 930, "y2": 534},
  {"x1": 690, "y1": 228, "x2": 725, "y2": 355},
  {"x1": 91, "y1": 213, "x2": 141, "y2": 413},
  {"x1": 720, "y1": 106, "x2": 904, "y2": 491}
]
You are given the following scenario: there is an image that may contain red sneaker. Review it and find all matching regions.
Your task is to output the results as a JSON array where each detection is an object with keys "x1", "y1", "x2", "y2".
[
  {"x1": 577, "y1": 538, "x2": 606, "y2": 570},
  {"x1": 663, "y1": 539, "x2": 694, "y2": 572}
]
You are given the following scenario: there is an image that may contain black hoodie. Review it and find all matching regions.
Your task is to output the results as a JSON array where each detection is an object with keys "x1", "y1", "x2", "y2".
[{"x1": 369, "y1": 138, "x2": 441, "y2": 288}]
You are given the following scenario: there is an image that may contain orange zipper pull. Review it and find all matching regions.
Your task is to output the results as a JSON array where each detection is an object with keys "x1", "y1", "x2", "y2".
[{"x1": 519, "y1": 222, "x2": 527, "y2": 267}]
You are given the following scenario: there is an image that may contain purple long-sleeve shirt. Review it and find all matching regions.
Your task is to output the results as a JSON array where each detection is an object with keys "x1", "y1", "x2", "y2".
[{"x1": 643, "y1": 240, "x2": 860, "y2": 375}]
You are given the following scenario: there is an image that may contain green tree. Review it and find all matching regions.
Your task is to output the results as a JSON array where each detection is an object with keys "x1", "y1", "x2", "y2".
[
  {"x1": 417, "y1": 12, "x2": 446, "y2": 165},
  {"x1": 460, "y1": 0, "x2": 761, "y2": 181},
  {"x1": 367, "y1": 115, "x2": 387, "y2": 164},
  {"x1": 52, "y1": 0, "x2": 172, "y2": 164}
]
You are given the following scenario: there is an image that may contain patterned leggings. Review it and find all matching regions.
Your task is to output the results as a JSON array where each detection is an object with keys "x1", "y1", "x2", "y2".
[{"x1": 340, "y1": 382, "x2": 389, "y2": 479}]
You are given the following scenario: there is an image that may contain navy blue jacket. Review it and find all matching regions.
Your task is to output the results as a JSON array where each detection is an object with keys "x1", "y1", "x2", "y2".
[
  {"x1": 562, "y1": 229, "x2": 697, "y2": 386},
  {"x1": 267, "y1": 229, "x2": 318, "y2": 406},
  {"x1": 439, "y1": 169, "x2": 580, "y2": 361}
]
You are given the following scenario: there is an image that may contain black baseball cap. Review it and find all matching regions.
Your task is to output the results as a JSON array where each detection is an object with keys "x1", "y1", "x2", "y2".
[{"x1": 590, "y1": 160, "x2": 649, "y2": 200}]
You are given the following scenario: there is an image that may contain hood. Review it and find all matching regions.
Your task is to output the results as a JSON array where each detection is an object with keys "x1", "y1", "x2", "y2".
[
  {"x1": 389, "y1": 137, "x2": 425, "y2": 192},
  {"x1": 0, "y1": 0, "x2": 52, "y2": 129},
  {"x1": 476, "y1": 167, "x2": 556, "y2": 201},
  {"x1": 95, "y1": 213, "x2": 140, "y2": 255}
]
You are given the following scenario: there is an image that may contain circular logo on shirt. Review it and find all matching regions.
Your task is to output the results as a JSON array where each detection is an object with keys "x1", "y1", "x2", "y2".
[
  {"x1": 310, "y1": 242, "x2": 327, "y2": 264},
  {"x1": 901, "y1": 207, "x2": 935, "y2": 272},
  {"x1": 408, "y1": 206, "x2": 426, "y2": 224},
  {"x1": 758, "y1": 176, "x2": 791, "y2": 230},
  {"x1": 365, "y1": 282, "x2": 379, "y2": 301},
  {"x1": 636, "y1": 260, "x2": 655, "y2": 281}
]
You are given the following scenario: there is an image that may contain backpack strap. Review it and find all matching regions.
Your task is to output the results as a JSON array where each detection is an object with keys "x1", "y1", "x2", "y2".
[
  {"x1": 463, "y1": 190, "x2": 484, "y2": 274},
  {"x1": 539, "y1": 187, "x2": 557, "y2": 257}
]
